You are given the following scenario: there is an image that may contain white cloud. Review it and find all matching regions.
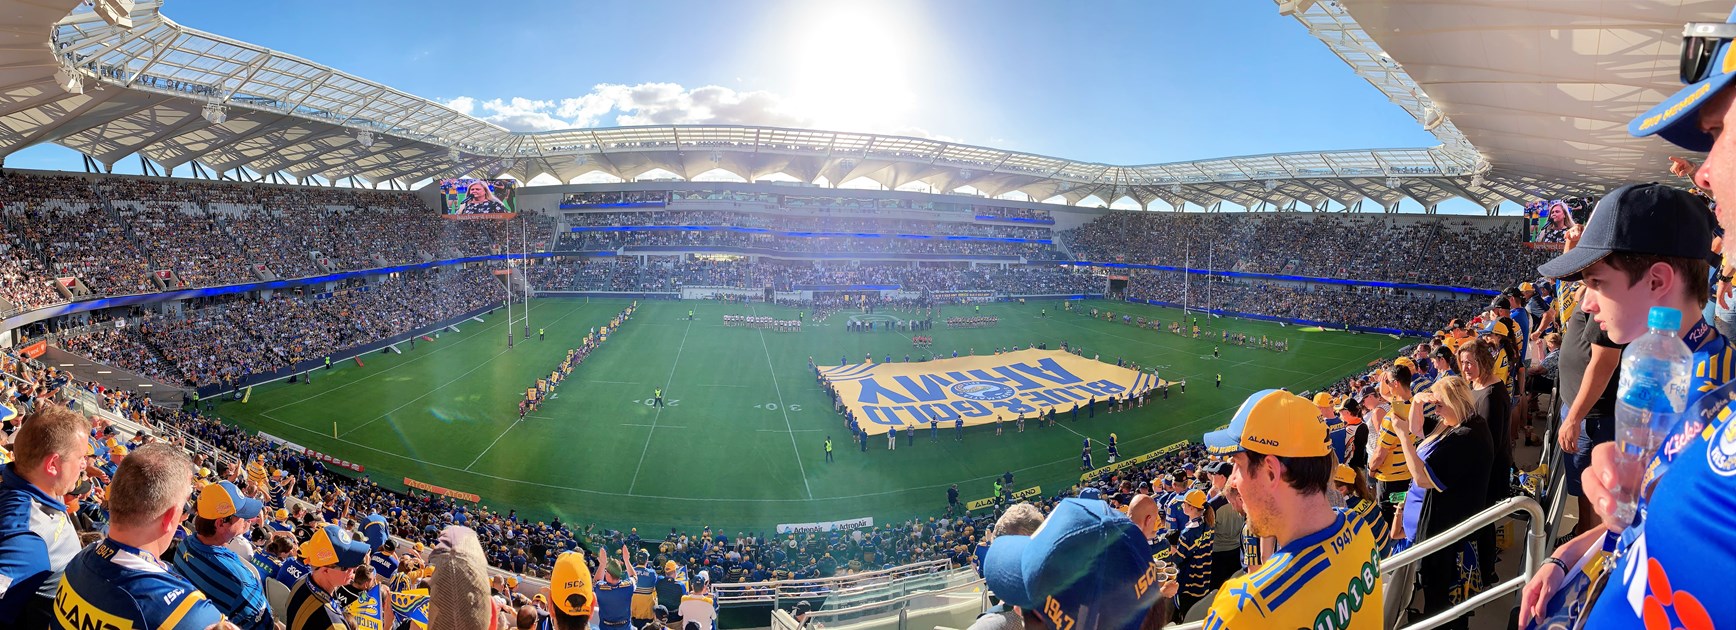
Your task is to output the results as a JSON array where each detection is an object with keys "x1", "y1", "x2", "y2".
[
  {"x1": 437, "y1": 82, "x2": 965, "y2": 142},
  {"x1": 441, "y1": 83, "x2": 814, "y2": 132}
]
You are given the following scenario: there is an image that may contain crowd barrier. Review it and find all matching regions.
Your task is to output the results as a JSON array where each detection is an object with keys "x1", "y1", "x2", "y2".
[{"x1": 1079, "y1": 439, "x2": 1192, "y2": 482}]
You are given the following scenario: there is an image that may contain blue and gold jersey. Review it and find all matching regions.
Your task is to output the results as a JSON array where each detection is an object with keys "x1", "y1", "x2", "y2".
[
  {"x1": 1586, "y1": 320, "x2": 1736, "y2": 628},
  {"x1": 1343, "y1": 495, "x2": 1388, "y2": 554},
  {"x1": 1202, "y1": 508, "x2": 1383, "y2": 630},
  {"x1": 55, "y1": 538, "x2": 226, "y2": 630},
  {"x1": 1176, "y1": 519, "x2": 1213, "y2": 598}
]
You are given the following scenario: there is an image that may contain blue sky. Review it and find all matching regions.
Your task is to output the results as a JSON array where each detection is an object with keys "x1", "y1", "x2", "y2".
[{"x1": 9, "y1": 0, "x2": 1475, "y2": 210}]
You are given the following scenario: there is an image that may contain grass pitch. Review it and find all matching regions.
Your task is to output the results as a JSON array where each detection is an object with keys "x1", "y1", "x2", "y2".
[{"x1": 216, "y1": 298, "x2": 1396, "y2": 532}]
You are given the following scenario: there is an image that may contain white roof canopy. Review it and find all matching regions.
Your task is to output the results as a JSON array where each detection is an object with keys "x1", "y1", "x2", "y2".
[{"x1": 0, "y1": 0, "x2": 1719, "y2": 211}]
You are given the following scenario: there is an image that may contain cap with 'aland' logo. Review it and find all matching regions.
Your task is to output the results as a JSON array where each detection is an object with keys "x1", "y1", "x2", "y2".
[{"x1": 1205, "y1": 389, "x2": 1330, "y2": 458}]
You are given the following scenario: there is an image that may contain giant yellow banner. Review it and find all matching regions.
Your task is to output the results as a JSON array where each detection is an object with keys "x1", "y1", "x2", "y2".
[{"x1": 820, "y1": 349, "x2": 1162, "y2": 435}]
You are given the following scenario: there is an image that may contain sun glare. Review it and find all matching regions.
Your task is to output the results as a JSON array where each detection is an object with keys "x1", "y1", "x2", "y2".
[{"x1": 784, "y1": 2, "x2": 921, "y2": 133}]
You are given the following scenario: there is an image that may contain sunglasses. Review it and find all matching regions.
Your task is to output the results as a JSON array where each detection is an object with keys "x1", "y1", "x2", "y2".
[{"x1": 1682, "y1": 22, "x2": 1736, "y2": 84}]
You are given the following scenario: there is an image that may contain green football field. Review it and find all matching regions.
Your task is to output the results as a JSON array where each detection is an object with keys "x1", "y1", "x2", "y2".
[{"x1": 215, "y1": 298, "x2": 1398, "y2": 533}]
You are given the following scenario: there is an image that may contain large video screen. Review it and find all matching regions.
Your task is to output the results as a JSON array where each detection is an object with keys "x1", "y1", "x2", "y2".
[
  {"x1": 440, "y1": 178, "x2": 517, "y2": 219},
  {"x1": 1522, "y1": 197, "x2": 1592, "y2": 248}
]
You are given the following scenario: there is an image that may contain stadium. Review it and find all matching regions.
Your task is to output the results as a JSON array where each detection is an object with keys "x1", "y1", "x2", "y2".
[{"x1": 0, "y1": 1, "x2": 1727, "y2": 629}]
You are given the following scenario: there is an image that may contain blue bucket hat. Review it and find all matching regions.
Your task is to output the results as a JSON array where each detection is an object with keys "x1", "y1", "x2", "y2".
[{"x1": 983, "y1": 498, "x2": 1162, "y2": 630}]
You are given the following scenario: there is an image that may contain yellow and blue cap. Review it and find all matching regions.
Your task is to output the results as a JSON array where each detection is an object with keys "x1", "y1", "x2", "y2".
[
  {"x1": 1205, "y1": 389, "x2": 1330, "y2": 458},
  {"x1": 982, "y1": 498, "x2": 1161, "y2": 630},
  {"x1": 301, "y1": 524, "x2": 371, "y2": 569},
  {"x1": 1631, "y1": 10, "x2": 1736, "y2": 150},
  {"x1": 195, "y1": 481, "x2": 263, "y2": 520}
]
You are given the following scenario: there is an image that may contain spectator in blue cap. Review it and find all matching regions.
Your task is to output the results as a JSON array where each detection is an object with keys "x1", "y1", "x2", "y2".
[{"x1": 983, "y1": 498, "x2": 1173, "y2": 630}]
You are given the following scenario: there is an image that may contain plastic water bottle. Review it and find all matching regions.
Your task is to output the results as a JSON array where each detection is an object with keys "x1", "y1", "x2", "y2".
[{"x1": 1610, "y1": 306, "x2": 1692, "y2": 530}]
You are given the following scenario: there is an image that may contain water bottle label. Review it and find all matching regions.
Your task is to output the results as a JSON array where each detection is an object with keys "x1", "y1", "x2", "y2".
[{"x1": 1619, "y1": 378, "x2": 1675, "y2": 411}]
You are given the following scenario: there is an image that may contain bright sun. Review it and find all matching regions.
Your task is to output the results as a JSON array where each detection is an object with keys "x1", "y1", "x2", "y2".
[{"x1": 783, "y1": 3, "x2": 920, "y2": 133}]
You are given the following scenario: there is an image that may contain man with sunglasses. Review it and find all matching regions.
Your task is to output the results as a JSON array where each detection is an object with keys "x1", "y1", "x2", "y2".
[{"x1": 1516, "y1": 16, "x2": 1736, "y2": 627}]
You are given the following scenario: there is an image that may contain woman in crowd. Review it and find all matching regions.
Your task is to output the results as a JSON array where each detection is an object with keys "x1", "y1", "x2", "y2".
[
  {"x1": 1397, "y1": 375, "x2": 1494, "y2": 630},
  {"x1": 1333, "y1": 464, "x2": 1388, "y2": 553},
  {"x1": 1430, "y1": 344, "x2": 1459, "y2": 381},
  {"x1": 1461, "y1": 338, "x2": 1514, "y2": 586},
  {"x1": 1173, "y1": 489, "x2": 1215, "y2": 617}
]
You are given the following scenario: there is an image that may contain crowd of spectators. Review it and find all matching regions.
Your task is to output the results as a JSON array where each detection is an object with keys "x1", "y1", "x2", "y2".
[
  {"x1": 1064, "y1": 211, "x2": 1553, "y2": 289},
  {"x1": 564, "y1": 210, "x2": 1053, "y2": 240},
  {"x1": 561, "y1": 229, "x2": 1061, "y2": 259},
  {"x1": 58, "y1": 268, "x2": 506, "y2": 388},
  {"x1": 527, "y1": 258, "x2": 1102, "y2": 295},
  {"x1": 0, "y1": 173, "x2": 557, "y2": 313},
  {"x1": 1125, "y1": 270, "x2": 1477, "y2": 333}
]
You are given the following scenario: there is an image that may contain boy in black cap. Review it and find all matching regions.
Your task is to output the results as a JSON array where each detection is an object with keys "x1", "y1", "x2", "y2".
[{"x1": 1522, "y1": 182, "x2": 1733, "y2": 627}]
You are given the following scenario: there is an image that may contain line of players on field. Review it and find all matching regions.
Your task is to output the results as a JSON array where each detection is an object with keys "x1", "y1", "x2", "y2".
[
  {"x1": 520, "y1": 303, "x2": 637, "y2": 419},
  {"x1": 721, "y1": 314, "x2": 802, "y2": 332}
]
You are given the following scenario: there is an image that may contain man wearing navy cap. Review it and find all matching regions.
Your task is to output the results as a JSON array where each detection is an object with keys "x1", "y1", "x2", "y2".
[
  {"x1": 1201, "y1": 389, "x2": 1383, "y2": 629},
  {"x1": 172, "y1": 480, "x2": 272, "y2": 629},
  {"x1": 982, "y1": 498, "x2": 1173, "y2": 630}
]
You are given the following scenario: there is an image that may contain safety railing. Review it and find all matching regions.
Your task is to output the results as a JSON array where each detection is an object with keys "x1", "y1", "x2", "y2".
[
  {"x1": 713, "y1": 559, "x2": 958, "y2": 606},
  {"x1": 783, "y1": 574, "x2": 988, "y2": 630},
  {"x1": 1167, "y1": 495, "x2": 1546, "y2": 630}
]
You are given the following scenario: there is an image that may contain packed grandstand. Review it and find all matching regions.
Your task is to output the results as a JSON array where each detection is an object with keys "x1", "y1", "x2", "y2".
[{"x1": 0, "y1": 1, "x2": 1728, "y2": 630}]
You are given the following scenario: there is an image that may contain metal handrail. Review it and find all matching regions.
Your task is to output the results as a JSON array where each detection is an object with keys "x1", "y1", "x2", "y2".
[
  {"x1": 1382, "y1": 496, "x2": 1545, "y2": 630},
  {"x1": 1168, "y1": 496, "x2": 1546, "y2": 630},
  {"x1": 713, "y1": 559, "x2": 957, "y2": 605},
  {"x1": 798, "y1": 574, "x2": 988, "y2": 622}
]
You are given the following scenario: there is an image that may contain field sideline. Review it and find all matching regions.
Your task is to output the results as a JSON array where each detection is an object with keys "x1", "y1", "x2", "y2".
[{"x1": 215, "y1": 298, "x2": 1397, "y2": 532}]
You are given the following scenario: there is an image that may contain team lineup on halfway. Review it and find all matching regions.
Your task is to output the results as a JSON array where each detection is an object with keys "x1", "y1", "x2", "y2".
[{"x1": 214, "y1": 298, "x2": 1396, "y2": 532}]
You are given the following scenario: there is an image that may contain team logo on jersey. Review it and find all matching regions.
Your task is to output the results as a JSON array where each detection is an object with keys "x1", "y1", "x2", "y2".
[
  {"x1": 950, "y1": 381, "x2": 1015, "y2": 402},
  {"x1": 1708, "y1": 415, "x2": 1736, "y2": 476}
]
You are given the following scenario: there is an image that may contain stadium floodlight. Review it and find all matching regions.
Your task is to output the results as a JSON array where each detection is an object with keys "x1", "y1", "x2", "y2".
[
  {"x1": 501, "y1": 159, "x2": 516, "y2": 172},
  {"x1": 355, "y1": 131, "x2": 374, "y2": 148},
  {"x1": 1471, "y1": 173, "x2": 1485, "y2": 189},
  {"x1": 201, "y1": 103, "x2": 227, "y2": 125},
  {"x1": 1264, "y1": 179, "x2": 1278, "y2": 191},
  {"x1": 959, "y1": 169, "x2": 974, "y2": 180},
  {"x1": 573, "y1": 154, "x2": 589, "y2": 166},
  {"x1": 54, "y1": 65, "x2": 83, "y2": 95},
  {"x1": 1277, "y1": 0, "x2": 1316, "y2": 16},
  {"x1": 1170, "y1": 184, "x2": 1183, "y2": 195},
  {"x1": 92, "y1": 0, "x2": 136, "y2": 29},
  {"x1": 1420, "y1": 106, "x2": 1446, "y2": 132}
]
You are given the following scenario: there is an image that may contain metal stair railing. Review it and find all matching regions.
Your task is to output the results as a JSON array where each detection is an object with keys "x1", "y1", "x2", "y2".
[{"x1": 1167, "y1": 495, "x2": 1546, "y2": 630}]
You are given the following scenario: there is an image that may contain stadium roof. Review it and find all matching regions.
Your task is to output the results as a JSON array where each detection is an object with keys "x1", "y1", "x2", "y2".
[
  {"x1": 1315, "y1": 0, "x2": 1730, "y2": 200},
  {"x1": 0, "y1": 0, "x2": 1722, "y2": 212}
]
